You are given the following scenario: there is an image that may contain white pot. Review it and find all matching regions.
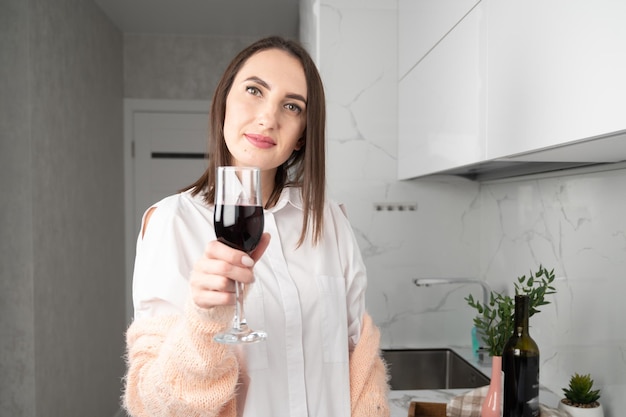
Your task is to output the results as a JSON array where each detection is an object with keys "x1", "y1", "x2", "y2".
[{"x1": 557, "y1": 400, "x2": 604, "y2": 417}]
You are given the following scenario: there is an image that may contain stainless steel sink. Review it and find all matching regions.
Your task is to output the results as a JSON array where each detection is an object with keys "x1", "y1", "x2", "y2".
[{"x1": 381, "y1": 348, "x2": 489, "y2": 390}]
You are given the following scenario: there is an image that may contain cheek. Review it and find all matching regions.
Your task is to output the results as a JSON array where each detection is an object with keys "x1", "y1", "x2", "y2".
[
  {"x1": 223, "y1": 93, "x2": 244, "y2": 130},
  {"x1": 292, "y1": 122, "x2": 306, "y2": 150},
  {"x1": 222, "y1": 106, "x2": 242, "y2": 142},
  {"x1": 222, "y1": 112, "x2": 234, "y2": 139},
  {"x1": 285, "y1": 115, "x2": 305, "y2": 139}
]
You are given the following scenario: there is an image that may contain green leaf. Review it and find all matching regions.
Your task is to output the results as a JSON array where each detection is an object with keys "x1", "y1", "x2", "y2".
[{"x1": 466, "y1": 264, "x2": 557, "y2": 356}]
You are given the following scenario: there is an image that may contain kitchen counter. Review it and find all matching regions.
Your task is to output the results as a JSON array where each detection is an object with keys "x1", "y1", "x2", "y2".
[{"x1": 386, "y1": 347, "x2": 561, "y2": 417}]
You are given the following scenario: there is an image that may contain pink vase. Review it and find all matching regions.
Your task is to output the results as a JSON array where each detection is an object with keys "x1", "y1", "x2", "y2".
[{"x1": 482, "y1": 355, "x2": 502, "y2": 417}]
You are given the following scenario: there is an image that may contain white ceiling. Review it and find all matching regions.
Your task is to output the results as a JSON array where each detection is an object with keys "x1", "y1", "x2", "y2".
[{"x1": 94, "y1": 0, "x2": 299, "y2": 38}]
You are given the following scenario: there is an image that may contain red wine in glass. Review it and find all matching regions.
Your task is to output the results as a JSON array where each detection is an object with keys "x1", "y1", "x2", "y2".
[
  {"x1": 214, "y1": 205, "x2": 264, "y2": 253},
  {"x1": 213, "y1": 166, "x2": 267, "y2": 344}
]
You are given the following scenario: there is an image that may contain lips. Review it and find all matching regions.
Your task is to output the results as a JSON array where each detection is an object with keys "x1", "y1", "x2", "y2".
[{"x1": 244, "y1": 133, "x2": 276, "y2": 149}]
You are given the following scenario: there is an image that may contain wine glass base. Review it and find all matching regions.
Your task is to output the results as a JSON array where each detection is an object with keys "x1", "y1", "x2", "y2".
[{"x1": 214, "y1": 328, "x2": 267, "y2": 344}]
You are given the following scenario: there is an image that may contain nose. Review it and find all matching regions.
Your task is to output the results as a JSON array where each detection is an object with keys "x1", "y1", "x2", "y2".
[{"x1": 256, "y1": 100, "x2": 279, "y2": 128}]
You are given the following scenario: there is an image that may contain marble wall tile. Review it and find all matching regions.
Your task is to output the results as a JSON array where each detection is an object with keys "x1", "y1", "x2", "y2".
[
  {"x1": 317, "y1": 0, "x2": 482, "y2": 349},
  {"x1": 315, "y1": 0, "x2": 625, "y2": 412},
  {"x1": 479, "y1": 166, "x2": 626, "y2": 411}
]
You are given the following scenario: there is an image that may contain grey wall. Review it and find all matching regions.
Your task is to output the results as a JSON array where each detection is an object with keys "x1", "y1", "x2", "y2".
[
  {"x1": 1, "y1": 0, "x2": 36, "y2": 415},
  {"x1": 0, "y1": 0, "x2": 126, "y2": 416},
  {"x1": 124, "y1": 34, "x2": 258, "y2": 100}
]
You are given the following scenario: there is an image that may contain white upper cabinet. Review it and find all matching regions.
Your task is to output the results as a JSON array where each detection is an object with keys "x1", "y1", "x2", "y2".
[
  {"x1": 398, "y1": 0, "x2": 626, "y2": 180},
  {"x1": 486, "y1": 0, "x2": 626, "y2": 160},
  {"x1": 398, "y1": 2, "x2": 485, "y2": 180},
  {"x1": 398, "y1": 0, "x2": 480, "y2": 77}
]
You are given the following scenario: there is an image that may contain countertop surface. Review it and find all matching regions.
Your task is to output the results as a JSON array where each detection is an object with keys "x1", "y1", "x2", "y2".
[{"x1": 386, "y1": 347, "x2": 561, "y2": 417}]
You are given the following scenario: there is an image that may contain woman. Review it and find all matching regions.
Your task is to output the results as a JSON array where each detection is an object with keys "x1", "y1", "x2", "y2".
[{"x1": 123, "y1": 36, "x2": 389, "y2": 417}]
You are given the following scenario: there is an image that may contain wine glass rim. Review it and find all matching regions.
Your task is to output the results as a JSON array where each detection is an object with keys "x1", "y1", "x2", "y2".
[{"x1": 217, "y1": 166, "x2": 261, "y2": 171}]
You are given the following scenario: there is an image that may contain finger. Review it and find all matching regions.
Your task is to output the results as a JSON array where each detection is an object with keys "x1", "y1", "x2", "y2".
[
  {"x1": 190, "y1": 269, "x2": 235, "y2": 292},
  {"x1": 192, "y1": 289, "x2": 237, "y2": 309},
  {"x1": 205, "y1": 239, "x2": 257, "y2": 269},
  {"x1": 194, "y1": 256, "x2": 256, "y2": 287},
  {"x1": 189, "y1": 270, "x2": 235, "y2": 308}
]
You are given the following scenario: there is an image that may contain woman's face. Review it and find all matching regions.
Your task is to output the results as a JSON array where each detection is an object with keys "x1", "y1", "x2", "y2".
[{"x1": 223, "y1": 48, "x2": 307, "y2": 173}]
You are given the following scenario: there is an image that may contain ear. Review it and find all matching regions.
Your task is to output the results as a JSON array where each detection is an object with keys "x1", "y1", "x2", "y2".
[{"x1": 294, "y1": 137, "x2": 305, "y2": 151}]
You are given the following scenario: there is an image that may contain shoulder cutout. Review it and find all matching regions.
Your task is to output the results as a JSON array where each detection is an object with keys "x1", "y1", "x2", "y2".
[
  {"x1": 141, "y1": 206, "x2": 157, "y2": 238},
  {"x1": 338, "y1": 203, "x2": 348, "y2": 218}
]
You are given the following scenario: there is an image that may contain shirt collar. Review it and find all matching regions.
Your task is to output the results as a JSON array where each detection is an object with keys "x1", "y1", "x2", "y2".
[{"x1": 268, "y1": 186, "x2": 303, "y2": 213}]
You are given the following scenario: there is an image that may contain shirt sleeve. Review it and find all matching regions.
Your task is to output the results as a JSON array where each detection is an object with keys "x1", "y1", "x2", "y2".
[
  {"x1": 132, "y1": 195, "x2": 207, "y2": 319},
  {"x1": 330, "y1": 201, "x2": 368, "y2": 351}
]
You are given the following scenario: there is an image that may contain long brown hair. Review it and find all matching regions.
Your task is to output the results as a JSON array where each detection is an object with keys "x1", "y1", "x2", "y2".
[{"x1": 183, "y1": 36, "x2": 326, "y2": 246}]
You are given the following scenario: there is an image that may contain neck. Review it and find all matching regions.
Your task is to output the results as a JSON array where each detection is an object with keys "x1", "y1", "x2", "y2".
[{"x1": 260, "y1": 168, "x2": 277, "y2": 207}]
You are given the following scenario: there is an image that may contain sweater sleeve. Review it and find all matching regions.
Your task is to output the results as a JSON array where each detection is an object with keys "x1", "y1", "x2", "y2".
[
  {"x1": 349, "y1": 312, "x2": 390, "y2": 417},
  {"x1": 123, "y1": 300, "x2": 238, "y2": 417}
]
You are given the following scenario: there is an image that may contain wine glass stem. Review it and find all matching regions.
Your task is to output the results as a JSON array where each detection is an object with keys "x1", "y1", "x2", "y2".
[{"x1": 234, "y1": 282, "x2": 246, "y2": 331}]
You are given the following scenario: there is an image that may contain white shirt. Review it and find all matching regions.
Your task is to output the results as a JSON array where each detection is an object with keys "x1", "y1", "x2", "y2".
[{"x1": 132, "y1": 187, "x2": 367, "y2": 417}]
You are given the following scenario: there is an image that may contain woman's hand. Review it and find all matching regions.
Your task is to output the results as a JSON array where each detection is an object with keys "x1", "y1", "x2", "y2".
[{"x1": 189, "y1": 232, "x2": 271, "y2": 309}]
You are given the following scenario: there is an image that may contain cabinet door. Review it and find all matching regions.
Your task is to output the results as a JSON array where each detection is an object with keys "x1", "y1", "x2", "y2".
[
  {"x1": 399, "y1": 0, "x2": 480, "y2": 78},
  {"x1": 398, "y1": 3, "x2": 486, "y2": 179},
  {"x1": 486, "y1": 0, "x2": 626, "y2": 160}
]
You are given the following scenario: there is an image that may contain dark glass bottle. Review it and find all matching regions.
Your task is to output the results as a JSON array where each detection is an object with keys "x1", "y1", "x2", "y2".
[{"x1": 502, "y1": 295, "x2": 540, "y2": 417}]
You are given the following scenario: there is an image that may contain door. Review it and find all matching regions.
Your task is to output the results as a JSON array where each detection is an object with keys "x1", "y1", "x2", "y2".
[
  {"x1": 133, "y1": 111, "x2": 209, "y2": 227},
  {"x1": 124, "y1": 99, "x2": 210, "y2": 321}
]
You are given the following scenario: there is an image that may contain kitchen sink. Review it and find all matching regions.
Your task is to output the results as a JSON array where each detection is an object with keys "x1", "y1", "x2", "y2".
[{"x1": 381, "y1": 348, "x2": 489, "y2": 390}]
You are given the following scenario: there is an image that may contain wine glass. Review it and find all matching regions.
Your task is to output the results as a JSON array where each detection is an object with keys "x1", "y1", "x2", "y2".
[{"x1": 213, "y1": 166, "x2": 267, "y2": 344}]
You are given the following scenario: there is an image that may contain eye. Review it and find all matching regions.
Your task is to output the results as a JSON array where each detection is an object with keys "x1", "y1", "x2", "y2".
[
  {"x1": 246, "y1": 85, "x2": 262, "y2": 96},
  {"x1": 284, "y1": 103, "x2": 303, "y2": 114}
]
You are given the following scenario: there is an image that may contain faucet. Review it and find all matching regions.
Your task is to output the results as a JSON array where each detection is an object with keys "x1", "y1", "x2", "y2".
[
  {"x1": 413, "y1": 277, "x2": 493, "y2": 358},
  {"x1": 413, "y1": 277, "x2": 492, "y2": 306}
]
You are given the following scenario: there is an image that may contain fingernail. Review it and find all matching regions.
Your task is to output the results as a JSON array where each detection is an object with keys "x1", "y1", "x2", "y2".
[{"x1": 241, "y1": 255, "x2": 254, "y2": 267}]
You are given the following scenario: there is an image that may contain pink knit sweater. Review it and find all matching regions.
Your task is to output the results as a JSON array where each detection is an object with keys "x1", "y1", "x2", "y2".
[{"x1": 123, "y1": 302, "x2": 390, "y2": 417}]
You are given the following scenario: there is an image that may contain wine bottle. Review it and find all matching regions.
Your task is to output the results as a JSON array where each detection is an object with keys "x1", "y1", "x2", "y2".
[{"x1": 502, "y1": 294, "x2": 540, "y2": 417}]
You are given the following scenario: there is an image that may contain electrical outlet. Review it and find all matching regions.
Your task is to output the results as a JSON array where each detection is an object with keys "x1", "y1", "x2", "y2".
[{"x1": 373, "y1": 202, "x2": 418, "y2": 212}]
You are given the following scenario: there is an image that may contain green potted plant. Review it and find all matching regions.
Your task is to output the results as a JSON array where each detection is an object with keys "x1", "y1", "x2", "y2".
[
  {"x1": 465, "y1": 265, "x2": 556, "y2": 357},
  {"x1": 558, "y1": 373, "x2": 604, "y2": 417}
]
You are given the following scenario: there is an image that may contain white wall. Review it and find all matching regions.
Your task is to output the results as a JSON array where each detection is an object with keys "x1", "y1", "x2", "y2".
[
  {"x1": 312, "y1": 0, "x2": 481, "y2": 350},
  {"x1": 479, "y1": 166, "x2": 626, "y2": 414},
  {"x1": 309, "y1": 0, "x2": 626, "y2": 415}
]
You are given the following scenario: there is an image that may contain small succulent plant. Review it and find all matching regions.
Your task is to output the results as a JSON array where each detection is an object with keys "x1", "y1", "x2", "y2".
[{"x1": 562, "y1": 373, "x2": 601, "y2": 407}]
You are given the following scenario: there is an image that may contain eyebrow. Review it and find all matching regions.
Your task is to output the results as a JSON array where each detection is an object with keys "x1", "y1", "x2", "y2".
[{"x1": 244, "y1": 76, "x2": 307, "y2": 105}]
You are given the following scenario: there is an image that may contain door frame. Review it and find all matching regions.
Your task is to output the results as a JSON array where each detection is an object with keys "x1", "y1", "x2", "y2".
[{"x1": 123, "y1": 98, "x2": 211, "y2": 323}]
